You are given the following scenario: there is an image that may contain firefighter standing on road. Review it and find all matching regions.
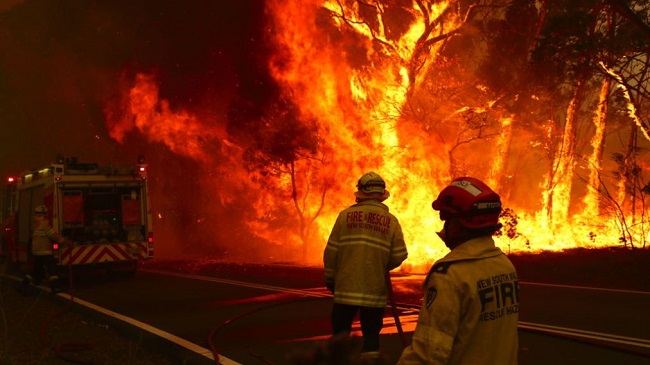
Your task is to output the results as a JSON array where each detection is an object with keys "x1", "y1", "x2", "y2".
[
  {"x1": 397, "y1": 177, "x2": 519, "y2": 365},
  {"x1": 22, "y1": 205, "x2": 69, "y2": 294},
  {"x1": 323, "y1": 171, "x2": 408, "y2": 363}
]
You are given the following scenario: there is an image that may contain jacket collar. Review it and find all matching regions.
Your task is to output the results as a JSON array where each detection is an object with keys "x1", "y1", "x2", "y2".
[
  {"x1": 352, "y1": 199, "x2": 389, "y2": 211},
  {"x1": 423, "y1": 236, "x2": 505, "y2": 285},
  {"x1": 438, "y1": 236, "x2": 503, "y2": 263}
]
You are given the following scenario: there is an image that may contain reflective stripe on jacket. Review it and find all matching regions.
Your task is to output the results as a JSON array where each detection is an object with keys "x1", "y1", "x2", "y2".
[
  {"x1": 323, "y1": 199, "x2": 408, "y2": 308},
  {"x1": 32, "y1": 218, "x2": 63, "y2": 256},
  {"x1": 398, "y1": 236, "x2": 519, "y2": 365}
]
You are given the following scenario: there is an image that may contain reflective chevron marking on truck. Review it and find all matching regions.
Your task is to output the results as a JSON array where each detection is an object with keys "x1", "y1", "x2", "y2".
[{"x1": 60, "y1": 243, "x2": 147, "y2": 264}]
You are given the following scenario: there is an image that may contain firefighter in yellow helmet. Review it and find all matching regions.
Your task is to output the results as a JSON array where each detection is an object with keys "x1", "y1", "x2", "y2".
[
  {"x1": 22, "y1": 205, "x2": 70, "y2": 294},
  {"x1": 323, "y1": 171, "x2": 408, "y2": 363},
  {"x1": 397, "y1": 177, "x2": 519, "y2": 365}
]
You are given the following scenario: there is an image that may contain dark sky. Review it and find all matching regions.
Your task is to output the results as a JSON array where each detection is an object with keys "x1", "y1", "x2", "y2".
[{"x1": 0, "y1": 0, "x2": 267, "y2": 173}]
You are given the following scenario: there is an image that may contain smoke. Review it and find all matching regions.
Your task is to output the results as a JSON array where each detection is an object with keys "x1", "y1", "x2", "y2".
[
  {"x1": 0, "y1": 0, "x2": 276, "y2": 259},
  {"x1": 4, "y1": 1, "x2": 648, "y2": 266},
  {"x1": 0, "y1": 0, "x2": 23, "y2": 12}
]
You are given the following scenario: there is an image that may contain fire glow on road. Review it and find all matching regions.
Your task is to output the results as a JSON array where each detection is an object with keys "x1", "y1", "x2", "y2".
[{"x1": 143, "y1": 268, "x2": 650, "y2": 352}]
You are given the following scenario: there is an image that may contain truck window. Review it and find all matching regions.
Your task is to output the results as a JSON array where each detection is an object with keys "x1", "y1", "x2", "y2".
[
  {"x1": 62, "y1": 191, "x2": 84, "y2": 227},
  {"x1": 61, "y1": 187, "x2": 146, "y2": 244},
  {"x1": 122, "y1": 192, "x2": 142, "y2": 225},
  {"x1": 122, "y1": 191, "x2": 144, "y2": 241}
]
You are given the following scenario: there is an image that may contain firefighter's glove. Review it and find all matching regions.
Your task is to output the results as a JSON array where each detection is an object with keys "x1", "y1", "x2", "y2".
[{"x1": 325, "y1": 280, "x2": 335, "y2": 294}]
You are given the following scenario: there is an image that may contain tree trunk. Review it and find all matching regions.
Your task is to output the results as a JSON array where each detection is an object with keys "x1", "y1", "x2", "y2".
[
  {"x1": 489, "y1": 116, "x2": 514, "y2": 194},
  {"x1": 549, "y1": 80, "x2": 586, "y2": 228},
  {"x1": 582, "y1": 77, "x2": 611, "y2": 218}
]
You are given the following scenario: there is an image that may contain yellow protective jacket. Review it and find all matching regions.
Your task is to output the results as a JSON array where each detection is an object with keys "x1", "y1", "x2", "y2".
[
  {"x1": 32, "y1": 218, "x2": 64, "y2": 256},
  {"x1": 398, "y1": 236, "x2": 519, "y2": 365},
  {"x1": 323, "y1": 199, "x2": 408, "y2": 308}
]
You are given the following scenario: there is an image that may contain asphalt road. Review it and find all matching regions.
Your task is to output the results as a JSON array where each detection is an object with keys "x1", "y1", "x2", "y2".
[{"x1": 43, "y1": 261, "x2": 650, "y2": 365}]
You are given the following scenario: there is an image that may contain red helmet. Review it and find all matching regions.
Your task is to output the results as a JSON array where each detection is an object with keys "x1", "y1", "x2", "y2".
[{"x1": 432, "y1": 177, "x2": 502, "y2": 229}]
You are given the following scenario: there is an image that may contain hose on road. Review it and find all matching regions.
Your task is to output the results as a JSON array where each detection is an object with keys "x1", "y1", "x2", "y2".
[
  {"x1": 386, "y1": 273, "x2": 408, "y2": 348},
  {"x1": 39, "y1": 223, "x2": 98, "y2": 365},
  {"x1": 208, "y1": 295, "x2": 325, "y2": 365}
]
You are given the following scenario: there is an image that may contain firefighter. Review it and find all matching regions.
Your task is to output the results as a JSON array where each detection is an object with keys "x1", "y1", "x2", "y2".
[
  {"x1": 323, "y1": 171, "x2": 408, "y2": 363},
  {"x1": 21, "y1": 205, "x2": 70, "y2": 294},
  {"x1": 397, "y1": 177, "x2": 519, "y2": 365}
]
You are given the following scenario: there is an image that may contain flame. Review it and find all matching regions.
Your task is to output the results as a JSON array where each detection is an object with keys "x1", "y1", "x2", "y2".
[
  {"x1": 106, "y1": 73, "x2": 223, "y2": 162},
  {"x1": 105, "y1": 1, "x2": 649, "y2": 272},
  {"x1": 261, "y1": 0, "x2": 462, "y2": 271}
]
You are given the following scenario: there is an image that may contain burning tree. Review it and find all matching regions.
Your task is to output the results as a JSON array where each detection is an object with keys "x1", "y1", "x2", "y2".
[
  {"x1": 232, "y1": 95, "x2": 332, "y2": 260},
  {"x1": 528, "y1": 0, "x2": 650, "y2": 248},
  {"x1": 104, "y1": 0, "x2": 650, "y2": 268},
  {"x1": 609, "y1": 149, "x2": 650, "y2": 249}
]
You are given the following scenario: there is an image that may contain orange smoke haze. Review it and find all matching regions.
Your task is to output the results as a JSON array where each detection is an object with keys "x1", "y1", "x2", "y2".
[{"x1": 104, "y1": 0, "x2": 649, "y2": 273}]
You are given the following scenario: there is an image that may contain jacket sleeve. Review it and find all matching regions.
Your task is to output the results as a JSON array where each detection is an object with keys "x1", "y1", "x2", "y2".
[
  {"x1": 397, "y1": 271, "x2": 460, "y2": 365},
  {"x1": 387, "y1": 222, "x2": 408, "y2": 271},
  {"x1": 46, "y1": 227, "x2": 66, "y2": 243},
  {"x1": 323, "y1": 215, "x2": 341, "y2": 283}
]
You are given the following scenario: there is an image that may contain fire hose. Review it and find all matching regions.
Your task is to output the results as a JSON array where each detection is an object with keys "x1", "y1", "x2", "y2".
[
  {"x1": 207, "y1": 295, "x2": 325, "y2": 365},
  {"x1": 39, "y1": 214, "x2": 99, "y2": 364},
  {"x1": 39, "y1": 255, "x2": 97, "y2": 365},
  {"x1": 207, "y1": 275, "x2": 408, "y2": 365},
  {"x1": 386, "y1": 273, "x2": 408, "y2": 348}
]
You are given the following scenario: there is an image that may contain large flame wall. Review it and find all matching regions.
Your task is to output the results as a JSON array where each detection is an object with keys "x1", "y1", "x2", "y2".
[{"x1": 101, "y1": 0, "x2": 649, "y2": 272}]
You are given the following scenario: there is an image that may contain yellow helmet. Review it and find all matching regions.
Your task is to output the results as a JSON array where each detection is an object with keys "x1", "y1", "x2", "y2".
[
  {"x1": 354, "y1": 171, "x2": 390, "y2": 201},
  {"x1": 356, "y1": 172, "x2": 386, "y2": 193},
  {"x1": 34, "y1": 205, "x2": 48, "y2": 215}
]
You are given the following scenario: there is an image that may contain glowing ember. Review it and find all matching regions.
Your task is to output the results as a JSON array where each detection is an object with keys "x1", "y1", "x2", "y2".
[{"x1": 105, "y1": 1, "x2": 649, "y2": 273}]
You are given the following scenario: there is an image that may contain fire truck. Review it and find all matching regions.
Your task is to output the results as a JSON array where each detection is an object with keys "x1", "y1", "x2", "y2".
[{"x1": 0, "y1": 155, "x2": 153, "y2": 276}]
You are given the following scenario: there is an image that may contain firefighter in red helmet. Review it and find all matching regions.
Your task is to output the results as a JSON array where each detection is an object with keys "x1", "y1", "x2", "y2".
[
  {"x1": 398, "y1": 177, "x2": 519, "y2": 365},
  {"x1": 323, "y1": 171, "x2": 408, "y2": 363}
]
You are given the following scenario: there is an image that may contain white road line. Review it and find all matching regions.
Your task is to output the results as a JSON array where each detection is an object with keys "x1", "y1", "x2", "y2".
[
  {"x1": 144, "y1": 269, "x2": 650, "y2": 350},
  {"x1": 519, "y1": 281, "x2": 650, "y2": 295},
  {"x1": 58, "y1": 293, "x2": 234, "y2": 362},
  {"x1": 6, "y1": 269, "x2": 648, "y2": 361},
  {"x1": 0, "y1": 272, "x2": 241, "y2": 365},
  {"x1": 519, "y1": 321, "x2": 650, "y2": 348},
  {"x1": 141, "y1": 268, "x2": 332, "y2": 298},
  {"x1": 395, "y1": 275, "x2": 650, "y2": 295}
]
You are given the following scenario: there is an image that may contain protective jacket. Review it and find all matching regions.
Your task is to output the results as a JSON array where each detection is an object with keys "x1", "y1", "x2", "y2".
[
  {"x1": 32, "y1": 217, "x2": 64, "y2": 256},
  {"x1": 324, "y1": 199, "x2": 408, "y2": 308},
  {"x1": 398, "y1": 236, "x2": 518, "y2": 365}
]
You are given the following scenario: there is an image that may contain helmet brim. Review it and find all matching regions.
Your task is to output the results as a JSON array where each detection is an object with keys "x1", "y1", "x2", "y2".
[
  {"x1": 354, "y1": 189, "x2": 390, "y2": 201},
  {"x1": 432, "y1": 198, "x2": 456, "y2": 212}
]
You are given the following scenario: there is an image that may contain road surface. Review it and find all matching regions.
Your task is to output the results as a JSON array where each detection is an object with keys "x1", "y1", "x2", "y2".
[{"x1": 26, "y1": 260, "x2": 648, "y2": 365}]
